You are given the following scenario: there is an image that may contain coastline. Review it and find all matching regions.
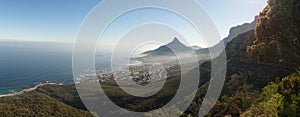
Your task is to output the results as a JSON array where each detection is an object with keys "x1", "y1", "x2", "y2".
[{"x1": 0, "y1": 83, "x2": 63, "y2": 98}]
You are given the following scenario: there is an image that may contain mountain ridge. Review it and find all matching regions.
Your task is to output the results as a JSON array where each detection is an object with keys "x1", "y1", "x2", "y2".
[
  {"x1": 142, "y1": 16, "x2": 258, "y2": 56},
  {"x1": 223, "y1": 16, "x2": 258, "y2": 45},
  {"x1": 142, "y1": 37, "x2": 194, "y2": 56}
]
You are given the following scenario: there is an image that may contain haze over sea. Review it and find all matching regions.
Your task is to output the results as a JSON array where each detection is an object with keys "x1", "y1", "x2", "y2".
[{"x1": 0, "y1": 42, "x2": 116, "y2": 95}]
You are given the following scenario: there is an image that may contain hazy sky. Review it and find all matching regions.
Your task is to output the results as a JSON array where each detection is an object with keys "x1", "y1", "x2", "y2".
[{"x1": 0, "y1": 0, "x2": 267, "y2": 46}]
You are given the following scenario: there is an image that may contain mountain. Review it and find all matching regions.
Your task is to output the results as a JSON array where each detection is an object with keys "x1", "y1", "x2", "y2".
[
  {"x1": 224, "y1": 30, "x2": 294, "y2": 88},
  {"x1": 196, "y1": 48, "x2": 209, "y2": 54},
  {"x1": 143, "y1": 37, "x2": 194, "y2": 55},
  {"x1": 1, "y1": 0, "x2": 299, "y2": 116},
  {"x1": 142, "y1": 16, "x2": 258, "y2": 56},
  {"x1": 191, "y1": 45, "x2": 203, "y2": 50},
  {"x1": 185, "y1": 29, "x2": 296, "y2": 116},
  {"x1": 192, "y1": 16, "x2": 258, "y2": 56},
  {"x1": 190, "y1": 1, "x2": 300, "y2": 116},
  {"x1": 223, "y1": 16, "x2": 258, "y2": 45}
]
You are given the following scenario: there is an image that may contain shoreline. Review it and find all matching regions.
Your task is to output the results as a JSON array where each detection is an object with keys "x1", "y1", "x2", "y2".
[{"x1": 0, "y1": 83, "x2": 63, "y2": 98}]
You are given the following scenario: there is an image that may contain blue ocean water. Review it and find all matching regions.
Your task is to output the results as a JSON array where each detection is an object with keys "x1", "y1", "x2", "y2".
[{"x1": 0, "y1": 42, "x2": 114, "y2": 95}]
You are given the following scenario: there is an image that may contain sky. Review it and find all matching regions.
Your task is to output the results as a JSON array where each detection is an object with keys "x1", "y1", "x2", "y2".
[{"x1": 0, "y1": 0, "x2": 267, "y2": 47}]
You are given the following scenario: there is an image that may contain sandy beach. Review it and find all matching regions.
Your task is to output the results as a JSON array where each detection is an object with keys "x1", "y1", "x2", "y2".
[{"x1": 0, "y1": 83, "x2": 59, "y2": 98}]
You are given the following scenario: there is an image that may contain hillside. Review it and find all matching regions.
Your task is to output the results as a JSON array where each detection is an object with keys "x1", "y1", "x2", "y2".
[
  {"x1": 0, "y1": 0, "x2": 299, "y2": 116},
  {"x1": 224, "y1": 30, "x2": 293, "y2": 88},
  {"x1": 0, "y1": 90, "x2": 93, "y2": 117},
  {"x1": 245, "y1": 72, "x2": 300, "y2": 116},
  {"x1": 0, "y1": 27, "x2": 297, "y2": 117},
  {"x1": 183, "y1": 29, "x2": 295, "y2": 117},
  {"x1": 190, "y1": 0, "x2": 300, "y2": 116},
  {"x1": 34, "y1": 84, "x2": 88, "y2": 110},
  {"x1": 248, "y1": 0, "x2": 300, "y2": 68}
]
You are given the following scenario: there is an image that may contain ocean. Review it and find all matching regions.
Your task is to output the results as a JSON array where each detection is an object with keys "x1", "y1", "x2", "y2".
[{"x1": 0, "y1": 42, "x2": 115, "y2": 95}]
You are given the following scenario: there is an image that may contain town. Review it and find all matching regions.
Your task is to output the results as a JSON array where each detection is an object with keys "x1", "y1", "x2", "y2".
[{"x1": 96, "y1": 60, "x2": 179, "y2": 85}]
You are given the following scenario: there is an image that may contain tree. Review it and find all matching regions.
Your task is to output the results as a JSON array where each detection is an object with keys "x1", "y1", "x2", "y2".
[
  {"x1": 246, "y1": 73, "x2": 300, "y2": 116},
  {"x1": 247, "y1": 0, "x2": 300, "y2": 68}
]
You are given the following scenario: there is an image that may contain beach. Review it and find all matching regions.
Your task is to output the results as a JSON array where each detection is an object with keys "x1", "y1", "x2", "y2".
[{"x1": 0, "y1": 83, "x2": 61, "y2": 98}]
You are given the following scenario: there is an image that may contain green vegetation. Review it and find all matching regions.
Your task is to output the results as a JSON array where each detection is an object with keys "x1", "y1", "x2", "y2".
[
  {"x1": 246, "y1": 73, "x2": 300, "y2": 116},
  {"x1": 35, "y1": 84, "x2": 87, "y2": 110},
  {"x1": 0, "y1": 91, "x2": 93, "y2": 117},
  {"x1": 100, "y1": 72, "x2": 180, "y2": 112},
  {"x1": 183, "y1": 0, "x2": 300, "y2": 114},
  {"x1": 0, "y1": 0, "x2": 299, "y2": 116},
  {"x1": 248, "y1": 0, "x2": 300, "y2": 68}
]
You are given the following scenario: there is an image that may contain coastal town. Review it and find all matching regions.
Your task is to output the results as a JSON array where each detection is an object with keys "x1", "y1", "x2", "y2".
[
  {"x1": 75, "y1": 59, "x2": 181, "y2": 85},
  {"x1": 96, "y1": 60, "x2": 178, "y2": 85}
]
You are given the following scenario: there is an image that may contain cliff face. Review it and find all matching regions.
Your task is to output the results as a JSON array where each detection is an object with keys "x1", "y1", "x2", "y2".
[
  {"x1": 223, "y1": 16, "x2": 258, "y2": 45},
  {"x1": 225, "y1": 30, "x2": 293, "y2": 88}
]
